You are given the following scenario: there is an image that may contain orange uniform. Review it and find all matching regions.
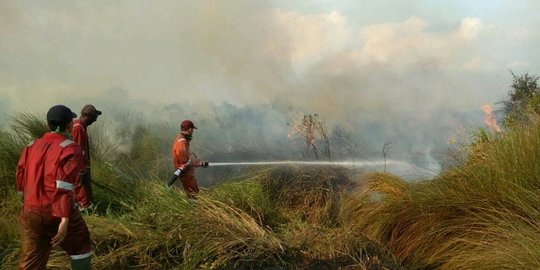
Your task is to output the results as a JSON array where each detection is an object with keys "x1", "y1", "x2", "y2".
[{"x1": 172, "y1": 133, "x2": 201, "y2": 196}]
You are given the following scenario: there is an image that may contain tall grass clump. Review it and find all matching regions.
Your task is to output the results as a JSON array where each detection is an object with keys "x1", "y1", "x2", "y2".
[
  {"x1": 342, "y1": 122, "x2": 540, "y2": 269},
  {"x1": 178, "y1": 195, "x2": 291, "y2": 269},
  {"x1": 9, "y1": 113, "x2": 49, "y2": 141},
  {"x1": 0, "y1": 191, "x2": 22, "y2": 268},
  {"x1": 208, "y1": 169, "x2": 287, "y2": 228},
  {"x1": 262, "y1": 166, "x2": 354, "y2": 226},
  {"x1": 0, "y1": 114, "x2": 49, "y2": 196},
  {"x1": 87, "y1": 182, "x2": 193, "y2": 269},
  {"x1": 0, "y1": 131, "x2": 23, "y2": 197}
]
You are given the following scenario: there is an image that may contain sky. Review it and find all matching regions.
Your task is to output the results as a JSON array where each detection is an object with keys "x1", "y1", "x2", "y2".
[
  {"x1": 1, "y1": 0, "x2": 538, "y2": 115},
  {"x1": 1, "y1": 1, "x2": 539, "y2": 176}
]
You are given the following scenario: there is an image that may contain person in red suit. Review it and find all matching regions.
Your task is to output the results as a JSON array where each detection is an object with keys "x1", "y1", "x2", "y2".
[
  {"x1": 71, "y1": 104, "x2": 102, "y2": 210},
  {"x1": 17, "y1": 105, "x2": 92, "y2": 270}
]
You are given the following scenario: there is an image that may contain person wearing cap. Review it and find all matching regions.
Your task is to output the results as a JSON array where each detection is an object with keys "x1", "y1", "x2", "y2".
[
  {"x1": 17, "y1": 105, "x2": 92, "y2": 270},
  {"x1": 71, "y1": 104, "x2": 102, "y2": 210},
  {"x1": 172, "y1": 120, "x2": 209, "y2": 198}
]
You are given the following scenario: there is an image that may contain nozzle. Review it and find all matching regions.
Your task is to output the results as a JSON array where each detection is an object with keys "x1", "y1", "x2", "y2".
[{"x1": 167, "y1": 168, "x2": 183, "y2": 187}]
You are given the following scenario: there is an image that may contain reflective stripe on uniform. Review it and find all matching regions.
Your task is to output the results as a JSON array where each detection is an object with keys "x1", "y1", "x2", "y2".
[
  {"x1": 177, "y1": 138, "x2": 187, "y2": 142},
  {"x1": 60, "y1": 139, "x2": 74, "y2": 148},
  {"x1": 56, "y1": 180, "x2": 74, "y2": 191},
  {"x1": 70, "y1": 251, "x2": 92, "y2": 260}
]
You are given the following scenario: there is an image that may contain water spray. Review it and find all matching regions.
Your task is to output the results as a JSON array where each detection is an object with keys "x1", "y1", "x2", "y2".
[
  {"x1": 167, "y1": 159, "x2": 439, "y2": 186},
  {"x1": 167, "y1": 160, "x2": 392, "y2": 186},
  {"x1": 207, "y1": 160, "x2": 398, "y2": 167}
]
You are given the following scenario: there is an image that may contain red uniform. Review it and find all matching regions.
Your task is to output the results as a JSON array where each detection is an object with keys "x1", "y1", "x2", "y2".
[
  {"x1": 17, "y1": 132, "x2": 92, "y2": 269},
  {"x1": 172, "y1": 133, "x2": 202, "y2": 196},
  {"x1": 71, "y1": 119, "x2": 93, "y2": 208}
]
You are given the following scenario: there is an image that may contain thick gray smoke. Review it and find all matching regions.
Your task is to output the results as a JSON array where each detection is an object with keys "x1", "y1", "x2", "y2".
[{"x1": 1, "y1": 1, "x2": 539, "y2": 181}]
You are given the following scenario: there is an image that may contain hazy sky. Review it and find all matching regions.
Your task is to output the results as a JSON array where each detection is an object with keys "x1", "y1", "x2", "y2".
[{"x1": 1, "y1": 0, "x2": 539, "y2": 121}]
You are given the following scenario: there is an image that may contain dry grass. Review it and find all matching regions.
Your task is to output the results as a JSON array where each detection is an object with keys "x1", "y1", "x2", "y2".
[
  {"x1": 3, "y1": 112, "x2": 540, "y2": 269},
  {"x1": 0, "y1": 191, "x2": 22, "y2": 269},
  {"x1": 340, "y1": 121, "x2": 540, "y2": 269},
  {"x1": 178, "y1": 196, "x2": 289, "y2": 269},
  {"x1": 263, "y1": 166, "x2": 355, "y2": 226}
]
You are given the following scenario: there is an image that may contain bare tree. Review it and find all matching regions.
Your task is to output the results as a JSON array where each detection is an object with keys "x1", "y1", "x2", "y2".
[{"x1": 288, "y1": 114, "x2": 331, "y2": 161}]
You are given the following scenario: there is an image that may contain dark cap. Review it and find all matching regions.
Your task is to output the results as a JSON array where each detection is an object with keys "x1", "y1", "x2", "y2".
[
  {"x1": 81, "y1": 104, "x2": 102, "y2": 116},
  {"x1": 47, "y1": 105, "x2": 77, "y2": 126},
  {"x1": 181, "y1": 120, "x2": 197, "y2": 130}
]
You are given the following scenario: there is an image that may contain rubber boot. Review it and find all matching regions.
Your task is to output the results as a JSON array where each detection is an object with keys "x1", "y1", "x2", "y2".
[{"x1": 71, "y1": 256, "x2": 91, "y2": 270}]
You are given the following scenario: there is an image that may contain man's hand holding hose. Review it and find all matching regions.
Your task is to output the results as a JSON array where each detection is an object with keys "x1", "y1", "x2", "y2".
[{"x1": 167, "y1": 161, "x2": 209, "y2": 187}]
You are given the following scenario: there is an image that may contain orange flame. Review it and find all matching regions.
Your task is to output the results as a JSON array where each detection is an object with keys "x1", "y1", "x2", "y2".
[{"x1": 482, "y1": 103, "x2": 502, "y2": 133}]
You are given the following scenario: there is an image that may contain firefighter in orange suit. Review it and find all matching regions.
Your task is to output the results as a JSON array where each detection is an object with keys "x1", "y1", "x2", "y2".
[
  {"x1": 172, "y1": 120, "x2": 208, "y2": 197},
  {"x1": 17, "y1": 105, "x2": 92, "y2": 270}
]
